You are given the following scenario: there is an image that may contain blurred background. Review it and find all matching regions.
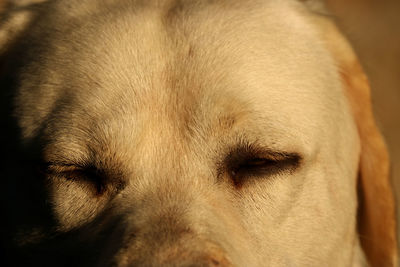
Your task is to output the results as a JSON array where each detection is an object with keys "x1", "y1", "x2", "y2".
[{"x1": 326, "y1": 0, "x2": 400, "y2": 244}]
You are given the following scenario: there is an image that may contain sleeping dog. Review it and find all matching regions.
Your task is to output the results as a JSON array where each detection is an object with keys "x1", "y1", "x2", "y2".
[{"x1": 0, "y1": 0, "x2": 397, "y2": 266}]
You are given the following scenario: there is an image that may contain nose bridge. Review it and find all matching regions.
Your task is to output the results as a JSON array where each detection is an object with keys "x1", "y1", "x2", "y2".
[
  {"x1": 101, "y1": 155, "x2": 265, "y2": 267},
  {"x1": 107, "y1": 120, "x2": 242, "y2": 266},
  {"x1": 116, "y1": 176, "x2": 266, "y2": 265},
  {"x1": 108, "y1": 187, "x2": 234, "y2": 266}
]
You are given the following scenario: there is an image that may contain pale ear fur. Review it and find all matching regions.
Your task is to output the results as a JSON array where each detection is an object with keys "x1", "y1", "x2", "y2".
[{"x1": 302, "y1": 3, "x2": 398, "y2": 266}]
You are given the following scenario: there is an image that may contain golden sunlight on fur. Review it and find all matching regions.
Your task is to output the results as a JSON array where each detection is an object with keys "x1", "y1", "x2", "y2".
[{"x1": 0, "y1": 0, "x2": 398, "y2": 266}]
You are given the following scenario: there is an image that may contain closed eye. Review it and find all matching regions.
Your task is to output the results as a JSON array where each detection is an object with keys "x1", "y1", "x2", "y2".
[
  {"x1": 36, "y1": 160, "x2": 128, "y2": 197},
  {"x1": 39, "y1": 162, "x2": 107, "y2": 195},
  {"x1": 223, "y1": 142, "x2": 302, "y2": 186}
]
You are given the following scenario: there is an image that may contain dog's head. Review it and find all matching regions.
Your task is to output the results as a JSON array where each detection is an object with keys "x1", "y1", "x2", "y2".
[{"x1": 0, "y1": 0, "x2": 397, "y2": 266}]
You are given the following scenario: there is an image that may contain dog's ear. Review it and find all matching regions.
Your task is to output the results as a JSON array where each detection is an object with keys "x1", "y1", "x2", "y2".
[
  {"x1": 344, "y1": 47, "x2": 398, "y2": 267},
  {"x1": 301, "y1": 2, "x2": 398, "y2": 266},
  {"x1": 0, "y1": 0, "x2": 47, "y2": 56}
]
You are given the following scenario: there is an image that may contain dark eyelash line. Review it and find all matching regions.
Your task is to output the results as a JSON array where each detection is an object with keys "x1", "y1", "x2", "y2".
[
  {"x1": 225, "y1": 142, "x2": 301, "y2": 168},
  {"x1": 39, "y1": 161, "x2": 108, "y2": 195},
  {"x1": 222, "y1": 141, "x2": 302, "y2": 186},
  {"x1": 39, "y1": 140, "x2": 300, "y2": 192},
  {"x1": 39, "y1": 160, "x2": 127, "y2": 196}
]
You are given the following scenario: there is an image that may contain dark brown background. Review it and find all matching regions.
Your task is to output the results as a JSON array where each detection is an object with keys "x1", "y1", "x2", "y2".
[{"x1": 326, "y1": 0, "x2": 400, "y2": 244}]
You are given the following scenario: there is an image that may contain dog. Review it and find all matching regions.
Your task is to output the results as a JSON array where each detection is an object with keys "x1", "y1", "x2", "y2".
[{"x1": 0, "y1": 0, "x2": 397, "y2": 266}]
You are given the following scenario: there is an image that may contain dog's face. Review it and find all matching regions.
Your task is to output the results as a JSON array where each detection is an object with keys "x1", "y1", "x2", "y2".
[{"x1": 0, "y1": 0, "x2": 397, "y2": 266}]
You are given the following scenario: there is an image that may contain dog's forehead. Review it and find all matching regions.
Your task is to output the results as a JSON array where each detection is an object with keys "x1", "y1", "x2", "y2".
[{"x1": 22, "y1": 0, "x2": 347, "y2": 162}]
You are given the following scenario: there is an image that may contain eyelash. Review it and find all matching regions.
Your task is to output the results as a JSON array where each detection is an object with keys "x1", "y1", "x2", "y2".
[
  {"x1": 223, "y1": 144, "x2": 301, "y2": 186},
  {"x1": 39, "y1": 163, "x2": 107, "y2": 195}
]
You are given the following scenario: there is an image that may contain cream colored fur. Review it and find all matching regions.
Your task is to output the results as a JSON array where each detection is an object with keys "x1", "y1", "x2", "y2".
[{"x1": 0, "y1": 0, "x2": 397, "y2": 266}]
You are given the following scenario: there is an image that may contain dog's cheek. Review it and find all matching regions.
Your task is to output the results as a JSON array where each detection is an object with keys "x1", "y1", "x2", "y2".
[{"x1": 48, "y1": 178, "x2": 109, "y2": 231}]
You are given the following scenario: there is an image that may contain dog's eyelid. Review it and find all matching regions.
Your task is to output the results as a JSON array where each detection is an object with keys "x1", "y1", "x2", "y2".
[
  {"x1": 226, "y1": 142, "x2": 303, "y2": 163},
  {"x1": 222, "y1": 143, "x2": 302, "y2": 185},
  {"x1": 39, "y1": 161, "x2": 111, "y2": 195},
  {"x1": 40, "y1": 161, "x2": 90, "y2": 174},
  {"x1": 40, "y1": 160, "x2": 127, "y2": 192},
  {"x1": 232, "y1": 151, "x2": 302, "y2": 170}
]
